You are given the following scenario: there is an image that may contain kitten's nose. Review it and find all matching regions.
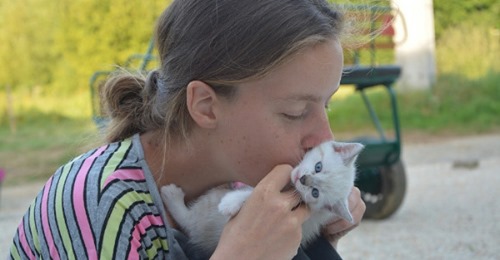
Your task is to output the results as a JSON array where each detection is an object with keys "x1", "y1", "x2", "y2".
[{"x1": 300, "y1": 175, "x2": 307, "y2": 185}]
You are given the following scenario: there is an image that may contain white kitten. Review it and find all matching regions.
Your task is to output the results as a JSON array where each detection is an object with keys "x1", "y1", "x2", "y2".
[
  {"x1": 161, "y1": 140, "x2": 364, "y2": 258},
  {"x1": 290, "y1": 141, "x2": 363, "y2": 245}
]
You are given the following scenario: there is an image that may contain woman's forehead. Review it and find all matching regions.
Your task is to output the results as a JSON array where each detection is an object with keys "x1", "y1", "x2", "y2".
[{"x1": 241, "y1": 42, "x2": 343, "y2": 100}]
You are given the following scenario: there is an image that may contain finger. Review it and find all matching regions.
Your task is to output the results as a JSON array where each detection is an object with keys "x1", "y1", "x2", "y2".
[
  {"x1": 284, "y1": 189, "x2": 304, "y2": 209},
  {"x1": 323, "y1": 223, "x2": 356, "y2": 242},
  {"x1": 325, "y1": 218, "x2": 354, "y2": 234},
  {"x1": 324, "y1": 188, "x2": 365, "y2": 235},
  {"x1": 348, "y1": 187, "x2": 366, "y2": 221},
  {"x1": 348, "y1": 187, "x2": 362, "y2": 211},
  {"x1": 351, "y1": 195, "x2": 366, "y2": 215},
  {"x1": 291, "y1": 202, "x2": 311, "y2": 222},
  {"x1": 257, "y1": 164, "x2": 293, "y2": 191}
]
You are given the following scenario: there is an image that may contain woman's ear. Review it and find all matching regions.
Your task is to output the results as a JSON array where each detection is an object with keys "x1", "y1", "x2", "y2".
[{"x1": 186, "y1": 81, "x2": 218, "y2": 129}]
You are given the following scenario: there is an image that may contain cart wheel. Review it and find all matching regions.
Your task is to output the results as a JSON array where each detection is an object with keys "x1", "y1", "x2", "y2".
[{"x1": 362, "y1": 160, "x2": 406, "y2": 219}]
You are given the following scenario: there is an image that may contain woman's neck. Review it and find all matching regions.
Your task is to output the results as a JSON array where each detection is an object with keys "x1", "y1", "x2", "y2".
[{"x1": 140, "y1": 131, "x2": 228, "y2": 203}]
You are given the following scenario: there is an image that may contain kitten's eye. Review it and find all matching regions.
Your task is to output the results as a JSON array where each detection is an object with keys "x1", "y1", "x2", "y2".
[
  {"x1": 311, "y1": 188, "x2": 319, "y2": 198},
  {"x1": 315, "y1": 161, "x2": 322, "y2": 173}
]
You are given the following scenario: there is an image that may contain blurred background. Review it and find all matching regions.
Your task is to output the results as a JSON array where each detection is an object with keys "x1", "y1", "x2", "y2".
[
  {"x1": 0, "y1": 0, "x2": 499, "y2": 257},
  {"x1": 0, "y1": 0, "x2": 498, "y2": 185}
]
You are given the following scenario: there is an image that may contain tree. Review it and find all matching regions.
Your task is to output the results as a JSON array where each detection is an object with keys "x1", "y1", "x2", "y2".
[
  {"x1": 0, "y1": 0, "x2": 57, "y2": 90},
  {"x1": 433, "y1": 0, "x2": 498, "y2": 39},
  {"x1": 0, "y1": 0, "x2": 170, "y2": 95}
]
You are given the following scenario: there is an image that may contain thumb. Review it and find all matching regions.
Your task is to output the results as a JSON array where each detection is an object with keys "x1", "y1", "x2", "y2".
[{"x1": 257, "y1": 164, "x2": 293, "y2": 191}]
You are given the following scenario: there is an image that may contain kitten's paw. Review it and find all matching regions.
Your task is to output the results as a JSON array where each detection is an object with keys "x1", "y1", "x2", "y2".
[
  {"x1": 161, "y1": 184, "x2": 185, "y2": 204},
  {"x1": 218, "y1": 197, "x2": 242, "y2": 217},
  {"x1": 218, "y1": 189, "x2": 252, "y2": 217}
]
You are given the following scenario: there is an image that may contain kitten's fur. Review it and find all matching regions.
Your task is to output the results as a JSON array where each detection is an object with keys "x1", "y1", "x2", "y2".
[{"x1": 161, "y1": 141, "x2": 364, "y2": 258}]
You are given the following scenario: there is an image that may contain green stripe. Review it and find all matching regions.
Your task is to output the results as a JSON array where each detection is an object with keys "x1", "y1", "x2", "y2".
[
  {"x1": 146, "y1": 236, "x2": 169, "y2": 258},
  {"x1": 10, "y1": 244, "x2": 21, "y2": 259},
  {"x1": 54, "y1": 165, "x2": 75, "y2": 258},
  {"x1": 99, "y1": 190, "x2": 155, "y2": 258},
  {"x1": 28, "y1": 198, "x2": 41, "y2": 254},
  {"x1": 99, "y1": 139, "x2": 132, "y2": 189}
]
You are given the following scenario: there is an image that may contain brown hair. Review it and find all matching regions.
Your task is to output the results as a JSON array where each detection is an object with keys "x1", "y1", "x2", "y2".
[{"x1": 101, "y1": 0, "x2": 345, "y2": 144}]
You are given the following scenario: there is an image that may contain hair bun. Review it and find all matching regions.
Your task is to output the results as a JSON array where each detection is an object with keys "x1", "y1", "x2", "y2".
[{"x1": 100, "y1": 72, "x2": 147, "y2": 141}]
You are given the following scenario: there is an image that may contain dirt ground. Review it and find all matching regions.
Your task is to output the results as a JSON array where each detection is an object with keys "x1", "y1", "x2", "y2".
[
  {"x1": 1, "y1": 133, "x2": 499, "y2": 259},
  {"x1": 337, "y1": 133, "x2": 500, "y2": 259}
]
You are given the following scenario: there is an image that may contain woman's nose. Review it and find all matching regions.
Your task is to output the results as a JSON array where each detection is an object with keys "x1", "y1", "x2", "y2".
[{"x1": 301, "y1": 111, "x2": 334, "y2": 150}]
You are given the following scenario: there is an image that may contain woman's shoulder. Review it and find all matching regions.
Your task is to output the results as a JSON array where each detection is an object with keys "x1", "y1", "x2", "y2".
[
  {"x1": 62, "y1": 137, "x2": 144, "y2": 186},
  {"x1": 48, "y1": 137, "x2": 154, "y2": 217}
]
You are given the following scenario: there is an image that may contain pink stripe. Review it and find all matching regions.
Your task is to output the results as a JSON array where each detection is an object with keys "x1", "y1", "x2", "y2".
[
  {"x1": 17, "y1": 221, "x2": 36, "y2": 259},
  {"x1": 128, "y1": 214, "x2": 165, "y2": 258},
  {"x1": 103, "y1": 169, "x2": 145, "y2": 187},
  {"x1": 73, "y1": 146, "x2": 106, "y2": 258},
  {"x1": 40, "y1": 176, "x2": 60, "y2": 259}
]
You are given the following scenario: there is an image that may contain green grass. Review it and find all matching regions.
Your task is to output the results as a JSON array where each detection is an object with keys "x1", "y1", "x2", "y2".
[
  {"x1": 0, "y1": 117, "x2": 97, "y2": 185},
  {"x1": 400, "y1": 71, "x2": 499, "y2": 133},
  {"x1": 329, "y1": 70, "x2": 500, "y2": 139}
]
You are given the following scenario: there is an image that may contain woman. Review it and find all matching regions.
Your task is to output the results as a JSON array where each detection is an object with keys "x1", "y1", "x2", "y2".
[{"x1": 10, "y1": 0, "x2": 365, "y2": 259}]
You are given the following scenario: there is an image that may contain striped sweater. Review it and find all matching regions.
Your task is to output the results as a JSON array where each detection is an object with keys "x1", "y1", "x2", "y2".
[
  {"x1": 9, "y1": 134, "x2": 340, "y2": 260},
  {"x1": 9, "y1": 134, "x2": 190, "y2": 259}
]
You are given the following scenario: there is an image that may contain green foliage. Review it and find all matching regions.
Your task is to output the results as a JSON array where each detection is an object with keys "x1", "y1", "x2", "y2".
[
  {"x1": 0, "y1": 0, "x2": 169, "y2": 126},
  {"x1": 433, "y1": 0, "x2": 499, "y2": 39},
  {"x1": 0, "y1": 0, "x2": 169, "y2": 95},
  {"x1": 436, "y1": 22, "x2": 499, "y2": 78},
  {"x1": 0, "y1": 0, "x2": 56, "y2": 88}
]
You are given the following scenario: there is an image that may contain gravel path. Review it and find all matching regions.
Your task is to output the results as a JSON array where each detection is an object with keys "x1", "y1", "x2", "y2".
[
  {"x1": 337, "y1": 134, "x2": 500, "y2": 259},
  {"x1": 1, "y1": 134, "x2": 499, "y2": 259}
]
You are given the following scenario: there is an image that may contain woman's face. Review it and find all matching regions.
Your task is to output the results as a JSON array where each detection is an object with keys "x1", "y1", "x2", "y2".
[{"x1": 215, "y1": 40, "x2": 344, "y2": 186}]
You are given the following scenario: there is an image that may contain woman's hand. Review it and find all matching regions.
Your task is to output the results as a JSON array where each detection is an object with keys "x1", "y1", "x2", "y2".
[
  {"x1": 211, "y1": 165, "x2": 311, "y2": 260},
  {"x1": 322, "y1": 187, "x2": 365, "y2": 248}
]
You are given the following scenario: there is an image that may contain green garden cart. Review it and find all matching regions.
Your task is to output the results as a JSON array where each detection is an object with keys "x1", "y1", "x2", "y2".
[{"x1": 339, "y1": 5, "x2": 406, "y2": 219}]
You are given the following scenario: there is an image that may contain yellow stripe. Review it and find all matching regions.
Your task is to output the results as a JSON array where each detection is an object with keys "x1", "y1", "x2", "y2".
[
  {"x1": 99, "y1": 189, "x2": 157, "y2": 258},
  {"x1": 146, "y1": 236, "x2": 169, "y2": 257},
  {"x1": 54, "y1": 165, "x2": 75, "y2": 258},
  {"x1": 99, "y1": 139, "x2": 132, "y2": 189},
  {"x1": 28, "y1": 198, "x2": 41, "y2": 254},
  {"x1": 10, "y1": 244, "x2": 21, "y2": 259}
]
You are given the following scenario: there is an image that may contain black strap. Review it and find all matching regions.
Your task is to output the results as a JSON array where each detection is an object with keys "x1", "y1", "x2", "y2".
[{"x1": 293, "y1": 236, "x2": 343, "y2": 260}]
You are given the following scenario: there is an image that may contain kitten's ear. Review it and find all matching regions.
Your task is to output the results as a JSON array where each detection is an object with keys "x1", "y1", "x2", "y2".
[
  {"x1": 332, "y1": 142, "x2": 364, "y2": 165},
  {"x1": 331, "y1": 199, "x2": 354, "y2": 223}
]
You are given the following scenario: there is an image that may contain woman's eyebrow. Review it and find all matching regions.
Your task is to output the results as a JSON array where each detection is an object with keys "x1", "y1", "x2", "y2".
[
  {"x1": 277, "y1": 86, "x2": 339, "y2": 103},
  {"x1": 281, "y1": 94, "x2": 322, "y2": 103}
]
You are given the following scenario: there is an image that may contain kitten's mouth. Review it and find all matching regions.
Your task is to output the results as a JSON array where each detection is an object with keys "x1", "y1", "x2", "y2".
[
  {"x1": 291, "y1": 200, "x2": 304, "y2": 211},
  {"x1": 282, "y1": 182, "x2": 295, "y2": 192},
  {"x1": 291, "y1": 169, "x2": 299, "y2": 185}
]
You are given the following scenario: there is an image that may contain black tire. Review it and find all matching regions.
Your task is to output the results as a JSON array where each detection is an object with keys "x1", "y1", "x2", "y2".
[{"x1": 362, "y1": 160, "x2": 406, "y2": 219}]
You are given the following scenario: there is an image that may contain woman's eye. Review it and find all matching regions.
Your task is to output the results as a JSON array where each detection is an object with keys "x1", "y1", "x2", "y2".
[
  {"x1": 282, "y1": 112, "x2": 306, "y2": 120},
  {"x1": 315, "y1": 161, "x2": 322, "y2": 173}
]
